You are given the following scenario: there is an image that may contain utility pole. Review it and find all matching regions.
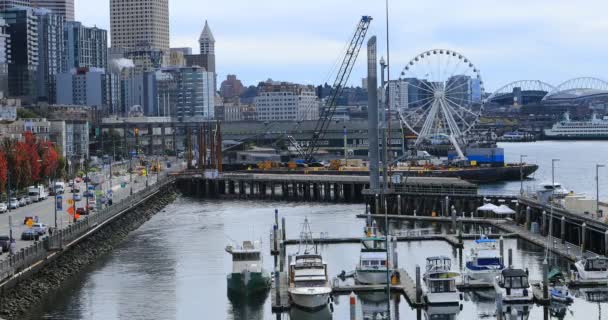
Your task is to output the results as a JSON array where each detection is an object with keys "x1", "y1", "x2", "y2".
[{"x1": 343, "y1": 126, "x2": 348, "y2": 166}]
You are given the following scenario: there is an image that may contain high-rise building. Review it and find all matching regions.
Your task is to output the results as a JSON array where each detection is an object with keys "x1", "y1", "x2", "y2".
[
  {"x1": 220, "y1": 74, "x2": 243, "y2": 101},
  {"x1": 171, "y1": 47, "x2": 192, "y2": 56},
  {"x1": 32, "y1": 0, "x2": 73, "y2": 21},
  {"x1": 185, "y1": 21, "x2": 215, "y2": 72},
  {"x1": 56, "y1": 67, "x2": 107, "y2": 107},
  {"x1": 0, "y1": 18, "x2": 10, "y2": 98},
  {"x1": 385, "y1": 80, "x2": 409, "y2": 113},
  {"x1": 64, "y1": 21, "x2": 107, "y2": 70},
  {"x1": 110, "y1": 0, "x2": 169, "y2": 53},
  {"x1": 254, "y1": 80, "x2": 320, "y2": 121},
  {"x1": 1, "y1": 7, "x2": 38, "y2": 104},
  {"x1": 0, "y1": 0, "x2": 30, "y2": 9},
  {"x1": 157, "y1": 66, "x2": 214, "y2": 119},
  {"x1": 34, "y1": 8, "x2": 64, "y2": 103}
]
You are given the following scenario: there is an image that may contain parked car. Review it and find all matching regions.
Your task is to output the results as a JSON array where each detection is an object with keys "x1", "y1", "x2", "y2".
[
  {"x1": 17, "y1": 197, "x2": 27, "y2": 207},
  {"x1": 32, "y1": 223, "x2": 47, "y2": 235},
  {"x1": 76, "y1": 207, "x2": 86, "y2": 215},
  {"x1": 68, "y1": 180, "x2": 74, "y2": 187},
  {"x1": 8, "y1": 198, "x2": 19, "y2": 209},
  {"x1": 0, "y1": 202, "x2": 7, "y2": 213},
  {"x1": 74, "y1": 194, "x2": 82, "y2": 201},
  {"x1": 75, "y1": 177, "x2": 82, "y2": 183},
  {"x1": 0, "y1": 236, "x2": 9, "y2": 252},
  {"x1": 71, "y1": 188, "x2": 80, "y2": 193},
  {"x1": 21, "y1": 229, "x2": 38, "y2": 241},
  {"x1": 24, "y1": 196, "x2": 32, "y2": 205},
  {"x1": 83, "y1": 190, "x2": 95, "y2": 198}
]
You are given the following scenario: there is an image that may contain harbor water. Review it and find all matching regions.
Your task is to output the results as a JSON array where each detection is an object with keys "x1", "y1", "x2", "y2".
[{"x1": 25, "y1": 141, "x2": 608, "y2": 320}]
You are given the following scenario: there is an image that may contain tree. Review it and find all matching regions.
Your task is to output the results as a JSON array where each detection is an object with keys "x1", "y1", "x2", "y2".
[
  {"x1": 0, "y1": 152, "x2": 6, "y2": 192},
  {"x1": 40, "y1": 141, "x2": 59, "y2": 179}
]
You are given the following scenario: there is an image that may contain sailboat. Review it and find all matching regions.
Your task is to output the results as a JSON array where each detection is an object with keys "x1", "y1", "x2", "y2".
[{"x1": 287, "y1": 218, "x2": 332, "y2": 310}]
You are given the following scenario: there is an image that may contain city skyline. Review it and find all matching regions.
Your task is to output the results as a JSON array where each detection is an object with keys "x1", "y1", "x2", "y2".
[{"x1": 73, "y1": 0, "x2": 608, "y2": 91}]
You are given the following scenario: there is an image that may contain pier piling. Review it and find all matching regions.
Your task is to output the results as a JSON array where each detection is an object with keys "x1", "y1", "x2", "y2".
[
  {"x1": 561, "y1": 216, "x2": 566, "y2": 244},
  {"x1": 542, "y1": 260, "x2": 549, "y2": 299},
  {"x1": 350, "y1": 292, "x2": 356, "y2": 320},
  {"x1": 581, "y1": 223, "x2": 587, "y2": 253},
  {"x1": 508, "y1": 248, "x2": 513, "y2": 268},
  {"x1": 415, "y1": 265, "x2": 421, "y2": 304},
  {"x1": 499, "y1": 236, "x2": 504, "y2": 262}
]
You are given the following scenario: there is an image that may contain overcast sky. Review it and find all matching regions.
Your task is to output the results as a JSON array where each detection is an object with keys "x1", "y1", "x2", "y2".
[{"x1": 75, "y1": 0, "x2": 608, "y2": 92}]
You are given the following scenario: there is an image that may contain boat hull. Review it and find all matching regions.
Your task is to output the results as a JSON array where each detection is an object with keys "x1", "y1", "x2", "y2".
[
  {"x1": 424, "y1": 291, "x2": 461, "y2": 305},
  {"x1": 466, "y1": 268, "x2": 502, "y2": 284},
  {"x1": 355, "y1": 268, "x2": 391, "y2": 285},
  {"x1": 288, "y1": 287, "x2": 332, "y2": 310},
  {"x1": 227, "y1": 271, "x2": 271, "y2": 295}
]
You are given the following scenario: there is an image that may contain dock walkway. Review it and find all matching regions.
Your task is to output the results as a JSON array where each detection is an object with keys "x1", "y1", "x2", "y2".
[{"x1": 270, "y1": 272, "x2": 290, "y2": 312}]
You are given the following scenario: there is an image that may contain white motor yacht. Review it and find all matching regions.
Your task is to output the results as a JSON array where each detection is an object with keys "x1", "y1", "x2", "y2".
[
  {"x1": 288, "y1": 218, "x2": 332, "y2": 310},
  {"x1": 572, "y1": 255, "x2": 608, "y2": 283},
  {"x1": 494, "y1": 268, "x2": 533, "y2": 304},
  {"x1": 465, "y1": 236, "x2": 504, "y2": 283},
  {"x1": 423, "y1": 256, "x2": 462, "y2": 305}
]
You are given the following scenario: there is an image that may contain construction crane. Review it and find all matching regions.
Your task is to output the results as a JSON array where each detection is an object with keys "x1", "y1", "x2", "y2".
[{"x1": 302, "y1": 15, "x2": 372, "y2": 163}]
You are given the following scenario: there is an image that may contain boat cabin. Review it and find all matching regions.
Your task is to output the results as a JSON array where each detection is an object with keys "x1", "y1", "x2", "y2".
[
  {"x1": 581, "y1": 256, "x2": 608, "y2": 272},
  {"x1": 360, "y1": 251, "x2": 388, "y2": 270},
  {"x1": 499, "y1": 269, "x2": 530, "y2": 290},
  {"x1": 426, "y1": 256, "x2": 452, "y2": 273},
  {"x1": 290, "y1": 254, "x2": 328, "y2": 288}
]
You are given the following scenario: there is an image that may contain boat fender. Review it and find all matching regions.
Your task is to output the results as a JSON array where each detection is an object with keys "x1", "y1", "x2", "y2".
[
  {"x1": 330, "y1": 295, "x2": 334, "y2": 303},
  {"x1": 459, "y1": 304, "x2": 463, "y2": 311},
  {"x1": 523, "y1": 289, "x2": 528, "y2": 297},
  {"x1": 460, "y1": 293, "x2": 463, "y2": 300},
  {"x1": 330, "y1": 303, "x2": 334, "y2": 313}
]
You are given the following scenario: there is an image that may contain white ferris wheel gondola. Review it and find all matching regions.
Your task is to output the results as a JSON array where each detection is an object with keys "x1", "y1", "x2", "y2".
[{"x1": 397, "y1": 49, "x2": 485, "y2": 159}]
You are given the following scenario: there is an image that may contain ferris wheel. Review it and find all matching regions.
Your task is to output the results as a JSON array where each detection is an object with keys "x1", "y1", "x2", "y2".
[{"x1": 397, "y1": 49, "x2": 484, "y2": 158}]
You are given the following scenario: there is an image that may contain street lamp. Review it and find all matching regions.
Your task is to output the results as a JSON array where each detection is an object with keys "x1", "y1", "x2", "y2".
[
  {"x1": 596, "y1": 164, "x2": 605, "y2": 217},
  {"x1": 520, "y1": 154, "x2": 528, "y2": 196},
  {"x1": 549, "y1": 159, "x2": 560, "y2": 239}
]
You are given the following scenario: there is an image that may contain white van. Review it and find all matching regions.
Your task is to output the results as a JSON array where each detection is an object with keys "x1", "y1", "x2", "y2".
[
  {"x1": 28, "y1": 185, "x2": 48, "y2": 202},
  {"x1": 54, "y1": 182, "x2": 65, "y2": 194}
]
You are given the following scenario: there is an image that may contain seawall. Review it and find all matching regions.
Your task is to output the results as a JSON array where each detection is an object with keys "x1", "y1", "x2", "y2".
[{"x1": 0, "y1": 186, "x2": 178, "y2": 319}]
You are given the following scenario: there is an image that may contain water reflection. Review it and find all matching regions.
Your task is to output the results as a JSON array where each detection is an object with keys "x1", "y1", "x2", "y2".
[
  {"x1": 289, "y1": 305, "x2": 332, "y2": 320},
  {"x1": 227, "y1": 291, "x2": 267, "y2": 320},
  {"x1": 499, "y1": 303, "x2": 533, "y2": 320},
  {"x1": 359, "y1": 291, "x2": 390, "y2": 320},
  {"x1": 423, "y1": 304, "x2": 461, "y2": 320}
]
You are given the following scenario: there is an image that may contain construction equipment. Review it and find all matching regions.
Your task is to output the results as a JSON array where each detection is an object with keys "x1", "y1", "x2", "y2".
[{"x1": 301, "y1": 16, "x2": 372, "y2": 163}]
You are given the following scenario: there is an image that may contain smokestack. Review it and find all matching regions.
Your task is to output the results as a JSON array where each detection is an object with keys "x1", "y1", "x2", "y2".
[{"x1": 367, "y1": 36, "x2": 380, "y2": 191}]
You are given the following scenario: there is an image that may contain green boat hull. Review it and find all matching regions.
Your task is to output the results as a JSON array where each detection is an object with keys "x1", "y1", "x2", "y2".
[{"x1": 227, "y1": 271, "x2": 271, "y2": 295}]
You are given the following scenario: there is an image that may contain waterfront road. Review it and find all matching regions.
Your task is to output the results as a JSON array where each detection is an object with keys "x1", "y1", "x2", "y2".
[{"x1": 0, "y1": 157, "x2": 185, "y2": 261}]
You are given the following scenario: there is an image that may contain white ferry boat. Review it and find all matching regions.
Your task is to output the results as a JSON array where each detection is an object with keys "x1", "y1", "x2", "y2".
[{"x1": 544, "y1": 112, "x2": 608, "y2": 140}]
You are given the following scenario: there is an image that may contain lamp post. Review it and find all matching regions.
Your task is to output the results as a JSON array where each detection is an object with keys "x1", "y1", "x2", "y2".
[
  {"x1": 520, "y1": 154, "x2": 528, "y2": 196},
  {"x1": 596, "y1": 164, "x2": 605, "y2": 217},
  {"x1": 129, "y1": 155, "x2": 133, "y2": 196},
  {"x1": 549, "y1": 159, "x2": 560, "y2": 240}
]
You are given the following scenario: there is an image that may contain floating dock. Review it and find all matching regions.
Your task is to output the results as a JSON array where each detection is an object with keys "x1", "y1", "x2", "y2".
[{"x1": 270, "y1": 271, "x2": 290, "y2": 312}]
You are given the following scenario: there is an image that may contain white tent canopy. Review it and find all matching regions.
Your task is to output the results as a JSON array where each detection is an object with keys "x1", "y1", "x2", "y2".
[
  {"x1": 477, "y1": 203, "x2": 499, "y2": 212},
  {"x1": 494, "y1": 204, "x2": 516, "y2": 215}
]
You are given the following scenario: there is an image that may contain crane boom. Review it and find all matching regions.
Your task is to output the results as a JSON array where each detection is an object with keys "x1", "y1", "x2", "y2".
[{"x1": 303, "y1": 16, "x2": 372, "y2": 163}]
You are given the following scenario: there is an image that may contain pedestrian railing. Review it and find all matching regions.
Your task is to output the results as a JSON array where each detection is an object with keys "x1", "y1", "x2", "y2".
[{"x1": 0, "y1": 175, "x2": 176, "y2": 285}]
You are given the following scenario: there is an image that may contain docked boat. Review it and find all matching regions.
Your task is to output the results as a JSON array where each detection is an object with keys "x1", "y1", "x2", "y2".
[
  {"x1": 422, "y1": 256, "x2": 462, "y2": 305},
  {"x1": 494, "y1": 268, "x2": 533, "y2": 304},
  {"x1": 465, "y1": 236, "x2": 504, "y2": 283},
  {"x1": 544, "y1": 112, "x2": 608, "y2": 140},
  {"x1": 225, "y1": 241, "x2": 271, "y2": 295},
  {"x1": 547, "y1": 268, "x2": 573, "y2": 304},
  {"x1": 571, "y1": 255, "x2": 608, "y2": 283},
  {"x1": 355, "y1": 230, "x2": 394, "y2": 285},
  {"x1": 538, "y1": 182, "x2": 570, "y2": 198},
  {"x1": 288, "y1": 218, "x2": 332, "y2": 310}
]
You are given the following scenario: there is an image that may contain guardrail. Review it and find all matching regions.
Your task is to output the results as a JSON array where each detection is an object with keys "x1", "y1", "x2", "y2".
[{"x1": 0, "y1": 175, "x2": 176, "y2": 284}]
